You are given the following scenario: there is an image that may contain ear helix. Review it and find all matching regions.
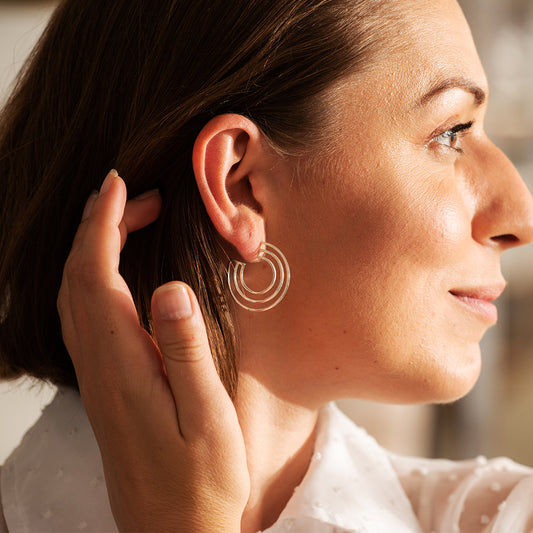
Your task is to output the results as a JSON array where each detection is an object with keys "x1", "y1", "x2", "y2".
[{"x1": 227, "y1": 242, "x2": 290, "y2": 311}]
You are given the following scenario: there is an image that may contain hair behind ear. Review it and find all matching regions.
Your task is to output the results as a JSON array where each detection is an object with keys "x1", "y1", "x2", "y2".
[{"x1": 0, "y1": 0, "x2": 397, "y2": 396}]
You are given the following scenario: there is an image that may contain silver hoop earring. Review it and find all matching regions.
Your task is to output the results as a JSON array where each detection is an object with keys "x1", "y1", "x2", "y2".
[{"x1": 227, "y1": 242, "x2": 290, "y2": 312}]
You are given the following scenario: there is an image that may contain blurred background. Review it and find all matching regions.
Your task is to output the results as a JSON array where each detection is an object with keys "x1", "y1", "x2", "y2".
[
  {"x1": 436, "y1": 0, "x2": 533, "y2": 465},
  {"x1": 1, "y1": 0, "x2": 533, "y2": 466}
]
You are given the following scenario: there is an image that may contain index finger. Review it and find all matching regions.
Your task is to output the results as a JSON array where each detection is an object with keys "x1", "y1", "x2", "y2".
[
  {"x1": 69, "y1": 170, "x2": 127, "y2": 277},
  {"x1": 59, "y1": 171, "x2": 142, "y2": 371}
]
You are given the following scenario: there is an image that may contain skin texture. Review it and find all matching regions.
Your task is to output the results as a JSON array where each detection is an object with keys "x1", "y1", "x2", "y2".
[
  {"x1": 57, "y1": 1, "x2": 533, "y2": 532},
  {"x1": 229, "y1": 0, "x2": 533, "y2": 411}
]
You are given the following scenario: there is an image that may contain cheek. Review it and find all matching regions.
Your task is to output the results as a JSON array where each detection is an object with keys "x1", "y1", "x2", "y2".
[
  {"x1": 272, "y1": 165, "x2": 479, "y2": 402},
  {"x1": 296, "y1": 164, "x2": 470, "y2": 279},
  {"x1": 398, "y1": 184, "x2": 470, "y2": 265}
]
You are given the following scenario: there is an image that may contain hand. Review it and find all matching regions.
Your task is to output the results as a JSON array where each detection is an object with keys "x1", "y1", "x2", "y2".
[{"x1": 57, "y1": 170, "x2": 250, "y2": 532}]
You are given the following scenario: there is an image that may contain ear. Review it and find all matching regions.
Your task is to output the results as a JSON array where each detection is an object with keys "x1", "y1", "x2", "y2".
[{"x1": 192, "y1": 114, "x2": 268, "y2": 262}]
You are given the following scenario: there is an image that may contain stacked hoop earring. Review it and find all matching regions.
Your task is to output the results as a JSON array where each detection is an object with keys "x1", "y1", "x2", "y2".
[{"x1": 227, "y1": 242, "x2": 290, "y2": 312}]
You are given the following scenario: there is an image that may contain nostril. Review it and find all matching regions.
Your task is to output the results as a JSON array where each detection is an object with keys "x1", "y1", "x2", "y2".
[{"x1": 491, "y1": 234, "x2": 519, "y2": 246}]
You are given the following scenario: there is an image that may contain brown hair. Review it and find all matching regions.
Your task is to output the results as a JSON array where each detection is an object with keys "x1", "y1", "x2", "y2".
[{"x1": 0, "y1": 0, "x2": 398, "y2": 396}]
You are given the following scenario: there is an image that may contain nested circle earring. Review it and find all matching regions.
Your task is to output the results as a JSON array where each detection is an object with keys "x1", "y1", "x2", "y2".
[{"x1": 227, "y1": 242, "x2": 290, "y2": 312}]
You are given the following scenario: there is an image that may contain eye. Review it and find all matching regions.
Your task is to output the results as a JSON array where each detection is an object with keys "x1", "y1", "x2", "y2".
[
  {"x1": 431, "y1": 121, "x2": 474, "y2": 153},
  {"x1": 434, "y1": 130, "x2": 459, "y2": 149}
]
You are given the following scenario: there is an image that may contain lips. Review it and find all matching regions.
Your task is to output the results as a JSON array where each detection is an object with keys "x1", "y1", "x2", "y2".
[{"x1": 449, "y1": 283, "x2": 506, "y2": 325}]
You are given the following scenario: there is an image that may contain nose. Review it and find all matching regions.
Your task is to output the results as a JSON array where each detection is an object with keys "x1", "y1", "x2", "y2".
[{"x1": 471, "y1": 139, "x2": 533, "y2": 251}]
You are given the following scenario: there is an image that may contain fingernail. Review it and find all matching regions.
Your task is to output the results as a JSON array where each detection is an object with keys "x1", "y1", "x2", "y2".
[
  {"x1": 100, "y1": 169, "x2": 119, "y2": 195},
  {"x1": 157, "y1": 283, "x2": 193, "y2": 320},
  {"x1": 82, "y1": 191, "x2": 98, "y2": 221},
  {"x1": 133, "y1": 189, "x2": 160, "y2": 201}
]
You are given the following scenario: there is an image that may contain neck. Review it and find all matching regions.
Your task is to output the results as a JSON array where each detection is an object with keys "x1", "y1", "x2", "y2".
[{"x1": 234, "y1": 373, "x2": 319, "y2": 533}]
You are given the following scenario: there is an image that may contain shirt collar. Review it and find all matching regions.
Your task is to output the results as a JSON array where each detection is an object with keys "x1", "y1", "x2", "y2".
[{"x1": 265, "y1": 403, "x2": 423, "y2": 533}]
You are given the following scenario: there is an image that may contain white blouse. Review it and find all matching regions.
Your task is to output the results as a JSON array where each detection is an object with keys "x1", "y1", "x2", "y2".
[{"x1": 1, "y1": 389, "x2": 533, "y2": 532}]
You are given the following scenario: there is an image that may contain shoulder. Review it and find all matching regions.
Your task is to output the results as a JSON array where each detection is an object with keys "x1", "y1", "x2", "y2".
[
  {"x1": 0, "y1": 468, "x2": 9, "y2": 533},
  {"x1": 390, "y1": 453, "x2": 533, "y2": 533}
]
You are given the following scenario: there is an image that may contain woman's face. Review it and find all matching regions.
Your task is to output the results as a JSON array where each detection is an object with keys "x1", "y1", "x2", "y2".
[{"x1": 241, "y1": 0, "x2": 533, "y2": 406}]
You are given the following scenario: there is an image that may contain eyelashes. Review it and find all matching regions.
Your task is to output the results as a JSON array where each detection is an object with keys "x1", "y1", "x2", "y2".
[{"x1": 431, "y1": 121, "x2": 474, "y2": 153}]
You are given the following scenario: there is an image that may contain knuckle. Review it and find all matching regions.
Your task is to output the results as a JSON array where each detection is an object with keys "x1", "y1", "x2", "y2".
[
  {"x1": 61, "y1": 254, "x2": 76, "y2": 280},
  {"x1": 161, "y1": 334, "x2": 207, "y2": 363},
  {"x1": 72, "y1": 260, "x2": 110, "y2": 292},
  {"x1": 63, "y1": 252, "x2": 106, "y2": 290},
  {"x1": 77, "y1": 261, "x2": 101, "y2": 287}
]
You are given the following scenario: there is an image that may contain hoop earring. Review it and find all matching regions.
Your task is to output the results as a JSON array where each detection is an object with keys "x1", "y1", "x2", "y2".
[{"x1": 227, "y1": 242, "x2": 290, "y2": 312}]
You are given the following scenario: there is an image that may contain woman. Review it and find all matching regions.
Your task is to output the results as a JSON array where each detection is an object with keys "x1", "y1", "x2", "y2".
[{"x1": 1, "y1": 0, "x2": 533, "y2": 531}]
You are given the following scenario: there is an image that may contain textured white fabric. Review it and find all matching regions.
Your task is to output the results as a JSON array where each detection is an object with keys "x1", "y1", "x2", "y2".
[
  {"x1": 2, "y1": 389, "x2": 533, "y2": 532},
  {"x1": 1, "y1": 389, "x2": 115, "y2": 532},
  {"x1": 391, "y1": 454, "x2": 533, "y2": 533}
]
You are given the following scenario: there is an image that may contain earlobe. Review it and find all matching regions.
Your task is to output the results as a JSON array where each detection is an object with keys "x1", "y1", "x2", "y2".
[{"x1": 192, "y1": 114, "x2": 267, "y2": 262}]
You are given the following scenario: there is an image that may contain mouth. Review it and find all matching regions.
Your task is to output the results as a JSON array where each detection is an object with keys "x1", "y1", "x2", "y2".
[{"x1": 448, "y1": 284, "x2": 506, "y2": 325}]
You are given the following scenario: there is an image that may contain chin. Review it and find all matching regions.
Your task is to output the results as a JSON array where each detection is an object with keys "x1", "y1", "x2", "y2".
[
  {"x1": 425, "y1": 346, "x2": 482, "y2": 404},
  {"x1": 430, "y1": 378, "x2": 479, "y2": 405},
  {"x1": 383, "y1": 343, "x2": 483, "y2": 405}
]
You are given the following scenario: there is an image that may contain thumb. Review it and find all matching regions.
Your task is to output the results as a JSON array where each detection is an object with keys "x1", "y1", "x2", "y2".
[{"x1": 151, "y1": 282, "x2": 232, "y2": 439}]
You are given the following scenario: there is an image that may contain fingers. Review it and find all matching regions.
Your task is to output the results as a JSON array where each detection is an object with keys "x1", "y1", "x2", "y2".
[
  {"x1": 151, "y1": 282, "x2": 233, "y2": 440},
  {"x1": 70, "y1": 170, "x2": 127, "y2": 273},
  {"x1": 61, "y1": 170, "x2": 232, "y2": 442},
  {"x1": 72, "y1": 172, "x2": 162, "y2": 265},
  {"x1": 58, "y1": 171, "x2": 162, "y2": 375},
  {"x1": 122, "y1": 189, "x2": 161, "y2": 234},
  {"x1": 62, "y1": 173, "x2": 136, "y2": 348}
]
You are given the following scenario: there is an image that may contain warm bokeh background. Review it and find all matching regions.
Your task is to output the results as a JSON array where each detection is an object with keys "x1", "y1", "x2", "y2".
[{"x1": 1, "y1": 0, "x2": 532, "y2": 466}]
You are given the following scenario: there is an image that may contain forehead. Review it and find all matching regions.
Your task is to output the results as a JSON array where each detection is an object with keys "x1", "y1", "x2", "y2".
[{"x1": 350, "y1": 0, "x2": 488, "y2": 111}]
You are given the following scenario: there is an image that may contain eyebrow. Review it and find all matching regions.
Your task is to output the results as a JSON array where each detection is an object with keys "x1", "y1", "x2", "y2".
[{"x1": 416, "y1": 77, "x2": 487, "y2": 108}]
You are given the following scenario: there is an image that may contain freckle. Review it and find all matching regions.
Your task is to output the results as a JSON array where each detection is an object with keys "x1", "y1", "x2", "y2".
[
  {"x1": 110, "y1": 330, "x2": 115, "y2": 335},
  {"x1": 342, "y1": 330, "x2": 347, "y2": 334},
  {"x1": 334, "y1": 366, "x2": 339, "y2": 370}
]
